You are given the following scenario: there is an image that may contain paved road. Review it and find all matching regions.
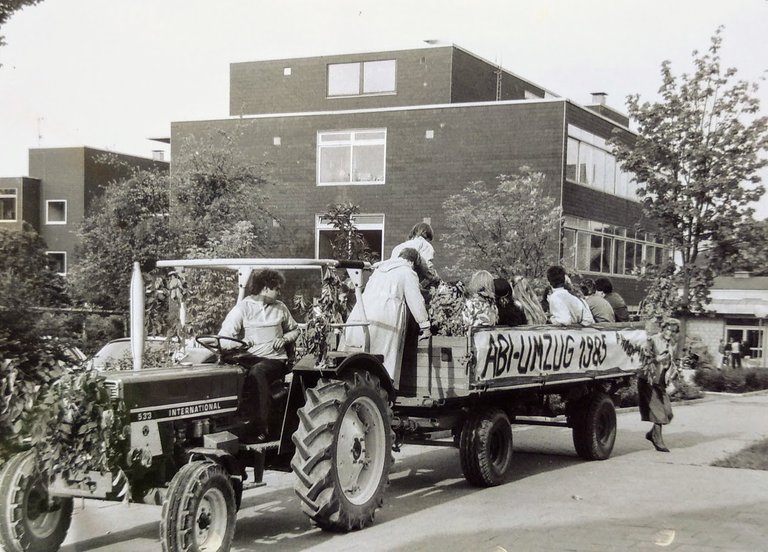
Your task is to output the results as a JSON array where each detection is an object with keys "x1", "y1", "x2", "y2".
[{"x1": 60, "y1": 392, "x2": 768, "y2": 552}]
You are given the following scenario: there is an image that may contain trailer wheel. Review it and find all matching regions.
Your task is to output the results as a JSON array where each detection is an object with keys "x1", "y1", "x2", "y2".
[
  {"x1": 572, "y1": 392, "x2": 617, "y2": 460},
  {"x1": 291, "y1": 370, "x2": 393, "y2": 532},
  {"x1": 0, "y1": 450, "x2": 73, "y2": 552},
  {"x1": 160, "y1": 460, "x2": 236, "y2": 552},
  {"x1": 459, "y1": 408, "x2": 514, "y2": 487}
]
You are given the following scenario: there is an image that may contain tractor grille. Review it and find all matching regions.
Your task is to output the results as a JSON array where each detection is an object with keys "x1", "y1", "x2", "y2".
[{"x1": 103, "y1": 379, "x2": 121, "y2": 400}]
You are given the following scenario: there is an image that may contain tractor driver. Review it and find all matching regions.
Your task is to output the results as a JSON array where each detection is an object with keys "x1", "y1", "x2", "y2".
[{"x1": 219, "y1": 269, "x2": 300, "y2": 442}]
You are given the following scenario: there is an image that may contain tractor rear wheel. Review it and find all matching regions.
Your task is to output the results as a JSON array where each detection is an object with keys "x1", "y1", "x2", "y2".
[{"x1": 291, "y1": 370, "x2": 393, "y2": 532}]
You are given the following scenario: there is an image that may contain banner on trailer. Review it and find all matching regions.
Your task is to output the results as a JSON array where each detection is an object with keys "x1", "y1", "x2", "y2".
[{"x1": 473, "y1": 327, "x2": 647, "y2": 382}]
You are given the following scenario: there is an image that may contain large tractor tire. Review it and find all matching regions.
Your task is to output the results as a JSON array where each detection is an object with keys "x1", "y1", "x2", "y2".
[
  {"x1": 291, "y1": 370, "x2": 393, "y2": 532},
  {"x1": 459, "y1": 407, "x2": 514, "y2": 487},
  {"x1": 0, "y1": 451, "x2": 73, "y2": 552},
  {"x1": 571, "y1": 392, "x2": 617, "y2": 460},
  {"x1": 160, "y1": 460, "x2": 236, "y2": 552}
]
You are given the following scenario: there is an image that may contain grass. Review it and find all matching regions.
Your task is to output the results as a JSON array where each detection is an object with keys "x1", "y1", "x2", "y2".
[{"x1": 711, "y1": 438, "x2": 768, "y2": 471}]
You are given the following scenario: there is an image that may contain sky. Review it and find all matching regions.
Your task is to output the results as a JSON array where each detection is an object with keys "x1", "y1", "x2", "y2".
[{"x1": 1, "y1": 0, "x2": 767, "y2": 217}]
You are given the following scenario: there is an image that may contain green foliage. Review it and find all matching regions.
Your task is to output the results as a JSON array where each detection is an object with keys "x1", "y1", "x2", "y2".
[
  {"x1": 428, "y1": 281, "x2": 467, "y2": 336},
  {"x1": 441, "y1": 168, "x2": 561, "y2": 280},
  {"x1": 694, "y1": 367, "x2": 768, "y2": 393},
  {"x1": 170, "y1": 133, "x2": 275, "y2": 254},
  {"x1": 30, "y1": 365, "x2": 129, "y2": 482},
  {"x1": 320, "y1": 202, "x2": 378, "y2": 262},
  {"x1": 294, "y1": 268, "x2": 352, "y2": 366},
  {"x1": 639, "y1": 262, "x2": 714, "y2": 319},
  {"x1": 712, "y1": 218, "x2": 768, "y2": 275},
  {"x1": 69, "y1": 166, "x2": 173, "y2": 311},
  {"x1": 0, "y1": 0, "x2": 43, "y2": 48},
  {"x1": 0, "y1": 339, "x2": 86, "y2": 463},
  {"x1": 613, "y1": 28, "x2": 767, "y2": 313}
]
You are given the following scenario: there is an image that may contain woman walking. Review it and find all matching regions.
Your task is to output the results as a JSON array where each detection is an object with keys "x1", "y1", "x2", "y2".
[{"x1": 638, "y1": 318, "x2": 680, "y2": 452}]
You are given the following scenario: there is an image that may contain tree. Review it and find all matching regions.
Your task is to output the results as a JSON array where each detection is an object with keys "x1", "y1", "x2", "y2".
[
  {"x1": 0, "y1": 0, "x2": 43, "y2": 49},
  {"x1": 320, "y1": 202, "x2": 378, "y2": 262},
  {"x1": 613, "y1": 28, "x2": 767, "y2": 315},
  {"x1": 441, "y1": 168, "x2": 562, "y2": 281},
  {"x1": 710, "y1": 218, "x2": 768, "y2": 276},
  {"x1": 69, "y1": 166, "x2": 173, "y2": 311},
  {"x1": 170, "y1": 133, "x2": 276, "y2": 254}
]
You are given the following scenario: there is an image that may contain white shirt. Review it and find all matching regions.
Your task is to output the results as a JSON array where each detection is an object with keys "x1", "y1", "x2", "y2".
[{"x1": 548, "y1": 288, "x2": 594, "y2": 326}]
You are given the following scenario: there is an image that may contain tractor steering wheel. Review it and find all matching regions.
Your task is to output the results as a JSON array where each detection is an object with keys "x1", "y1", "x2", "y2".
[{"x1": 195, "y1": 335, "x2": 250, "y2": 362}]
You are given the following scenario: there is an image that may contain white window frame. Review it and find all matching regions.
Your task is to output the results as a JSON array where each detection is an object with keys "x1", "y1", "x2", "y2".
[
  {"x1": 0, "y1": 188, "x2": 17, "y2": 223},
  {"x1": 46, "y1": 200, "x2": 67, "y2": 225},
  {"x1": 314, "y1": 213, "x2": 385, "y2": 260},
  {"x1": 327, "y1": 60, "x2": 397, "y2": 97},
  {"x1": 316, "y1": 129, "x2": 387, "y2": 186},
  {"x1": 566, "y1": 124, "x2": 638, "y2": 202},
  {"x1": 562, "y1": 215, "x2": 669, "y2": 277},
  {"x1": 46, "y1": 251, "x2": 67, "y2": 275}
]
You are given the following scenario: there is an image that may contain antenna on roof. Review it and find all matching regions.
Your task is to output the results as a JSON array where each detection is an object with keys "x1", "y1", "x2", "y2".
[{"x1": 495, "y1": 56, "x2": 503, "y2": 101}]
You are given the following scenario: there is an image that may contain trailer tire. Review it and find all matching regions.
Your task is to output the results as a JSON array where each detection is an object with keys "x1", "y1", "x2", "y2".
[
  {"x1": 572, "y1": 392, "x2": 617, "y2": 460},
  {"x1": 459, "y1": 408, "x2": 514, "y2": 487},
  {"x1": 291, "y1": 370, "x2": 393, "y2": 532},
  {"x1": 160, "y1": 460, "x2": 236, "y2": 552},
  {"x1": 0, "y1": 450, "x2": 73, "y2": 552}
]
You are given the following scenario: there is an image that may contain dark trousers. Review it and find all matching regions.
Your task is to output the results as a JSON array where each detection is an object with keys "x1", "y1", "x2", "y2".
[
  {"x1": 731, "y1": 352, "x2": 742, "y2": 369},
  {"x1": 244, "y1": 358, "x2": 287, "y2": 435}
]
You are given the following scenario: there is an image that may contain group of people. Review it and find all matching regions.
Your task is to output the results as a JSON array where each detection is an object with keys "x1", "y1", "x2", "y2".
[
  {"x1": 544, "y1": 265, "x2": 630, "y2": 326},
  {"x1": 719, "y1": 337, "x2": 745, "y2": 369},
  {"x1": 215, "y1": 222, "x2": 676, "y2": 453}
]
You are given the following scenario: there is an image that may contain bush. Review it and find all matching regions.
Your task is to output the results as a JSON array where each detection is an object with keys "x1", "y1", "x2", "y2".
[
  {"x1": 694, "y1": 367, "x2": 768, "y2": 393},
  {"x1": 669, "y1": 378, "x2": 704, "y2": 401}
]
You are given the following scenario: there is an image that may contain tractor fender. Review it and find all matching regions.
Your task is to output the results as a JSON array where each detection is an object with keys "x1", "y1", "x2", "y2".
[
  {"x1": 292, "y1": 352, "x2": 395, "y2": 402},
  {"x1": 186, "y1": 447, "x2": 244, "y2": 480}
]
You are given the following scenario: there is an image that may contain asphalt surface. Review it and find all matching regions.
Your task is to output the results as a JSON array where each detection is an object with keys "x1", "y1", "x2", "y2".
[{"x1": 57, "y1": 391, "x2": 768, "y2": 552}]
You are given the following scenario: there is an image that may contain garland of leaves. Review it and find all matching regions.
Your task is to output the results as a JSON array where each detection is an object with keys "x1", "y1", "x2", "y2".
[
  {"x1": 294, "y1": 267, "x2": 352, "y2": 367},
  {"x1": 30, "y1": 365, "x2": 129, "y2": 484}
]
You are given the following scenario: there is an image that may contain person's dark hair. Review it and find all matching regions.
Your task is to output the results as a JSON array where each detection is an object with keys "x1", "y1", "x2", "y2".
[
  {"x1": 594, "y1": 277, "x2": 613, "y2": 294},
  {"x1": 397, "y1": 247, "x2": 420, "y2": 265},
  {"x1": 244, "y1": 269, "x2": 285, "y2": 296},
  {"x1": 580, "y1": 278, "x2": 596, "y2": 296},
  {"x1": 494, "y1": 278, "x2": 512, "y2": 299},
  {"x1": 408, "y1": 222, "x2": 434, "y2": 242},
  {"x1": 545, "y1": 265, "x2": 567, "y2": 288}
]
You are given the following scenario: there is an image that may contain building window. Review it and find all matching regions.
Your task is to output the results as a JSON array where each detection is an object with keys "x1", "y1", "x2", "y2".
[
  {"x1": 327, "y1": 60, "x2": 396, "y2": 97},
  {"x1": 565, "y1": 124, "x2": 637, "y2": 201},
  {"x1": 0, "y1": 188, "x2": 17, "y2": 222},
  {"x1": 315, "y1": 213, "x2": 384, "y2": 260},
  {"x1": 46, "y1": 251, "x2": 66, "y2": 275},
  {"x1": 317, "y1": 129, "x2": 386, "y2": 185},
  {"x1": 562, "y1": 215, "x2": 669, "y2": 277},
  {"x1": 46, "y1": 200, "x2": 67, "y2": 224}
]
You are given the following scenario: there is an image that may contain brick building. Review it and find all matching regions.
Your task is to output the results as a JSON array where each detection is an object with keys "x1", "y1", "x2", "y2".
[
  {"x1": 0, "y1": 147, "x2": 168, "y2": 274},
  {"x1": 171, "y1": 44, "x2": 665, "y2": 307}
]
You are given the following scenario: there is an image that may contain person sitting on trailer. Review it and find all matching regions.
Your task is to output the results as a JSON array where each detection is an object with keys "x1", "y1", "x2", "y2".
[
  {"x1": 462, "y1": 270, "x2": 499, "y2": 329},
  {"x1": 493, "y1": 277, "x2": 527, "y2": 326},
  {"x1": 219, "y1": 269, "x2": 300, "y2": 442},
  {"x1": 545, "y1": 265, "x2": 594, "y2": 326}
]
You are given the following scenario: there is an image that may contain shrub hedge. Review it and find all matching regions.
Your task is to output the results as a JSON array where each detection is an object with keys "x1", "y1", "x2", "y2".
[{"x1": 694, "y1": 367, "x2": 768, "y2": 393}]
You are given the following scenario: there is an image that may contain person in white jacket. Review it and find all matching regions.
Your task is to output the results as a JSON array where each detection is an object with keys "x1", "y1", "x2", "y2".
[
  {"x1": 390, "y1": 222, "x2": 439, "y2": 284},
  {"x1": 344, "y1": 248, "x2": 431, "y2": 382}
]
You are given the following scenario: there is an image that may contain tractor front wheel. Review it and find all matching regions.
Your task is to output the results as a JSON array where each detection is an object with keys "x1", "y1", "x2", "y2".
[
  {"x1": 160, "y1": 460, "x2": 236, "y2": 552},
  {"x1": 0, "y1": 451, "x2": 73, "y2": 552}
]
